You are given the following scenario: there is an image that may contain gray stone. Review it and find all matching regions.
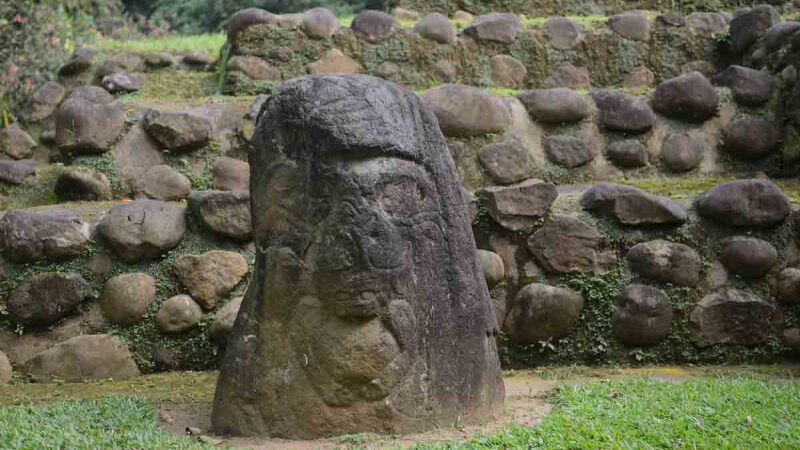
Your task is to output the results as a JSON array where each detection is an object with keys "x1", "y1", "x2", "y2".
[
  {"x1": 580, "y1": 183, "x2": 687, "y2": 225},
  {"x1": 208, "y1": 296, "x2": 243, "y2": 345},
  {"x1": 96, "y1": 54, "x2": 142, "y2": 79},
  {"x1": 544, "y1": 63, "x2": 590, "y2": 89},
  {"x1": 686, "y1": 12, "x2": 728, "y2": 37},
  {"x1": 227, "y1": 56, "x2": 281, "y2": 81},
  {"x1": 111, "y1": 125, "x2": 164, "y2": 186},
  {"x1": 0, "y1": 210, "x2": 89, "y2": 263},
  {"x1": 28, "y1": 334, "x2": 140, "y2": 383},
  {"x1": 351, "y1": 10, "x2": 397, "y2": 42},
  {"x1": 463, "y1": 13, "x2": 520, "y2": 44},
  {"x1": 188, "y1": 190, "x2": 252, "y2": 241},
  {"x1": 764, "y1": 21, "x2": 800, "y2": 51},
  {"x1": 212, "y1": 156, "x2": 249, "y2": 191},
  {"x1": 0, "y1": 159, "x2": 36, "y2": 184},
  {"x1": 528, "y1": 214, "x2": 605, "y2": 274},
  {"x1": 478, "y1": 179, "x2": 558, "y2": 231},
  {"x1": 420, "y1": 84, "x2": 511, "y2": 137},
  {"x1": 776, "y1": 268, "x2": 800, "y2": 304},
  {"x1": 627, "y1": 240, "x2": 701, "y2": 287},
  {"x1": 478, "y1": 139, "x2": 533, "y2": 185},
  {"x1": 606, "y1": 139, "x2": 647, "y2": 168},
  {"x1": 100, "y1": 71, "x2": 141, "y2": 94},
  {"x1": 19, "y1": 81, "x2": 66, "y2": 122},
  {"x1": 608, "y1": 11, "x2": 650, "y2": 41},
  {"x1": 503, "y1": 283, "x2": 584, "y2": 344},
  {"x1": 135, "y1": 164, "x2": 191, "y2": 201},
  {"x1": 173, "y1": 250, "x2": 248, "y2": 310},
  {"x1": 415, "y1": 13, "x2": 456, "y2": 44},
  {"x1": 144, "y1": 52, "x2": 174, "y2": 68},
  {"x1": 490, "y1": 55, "x2": 527, "y2": 89},
  {"x1": 308, "y1": 49, "x2": 362, "y2": 75},
  {"x1": 226, "y1": 8, "x2": 278, "y2": 39},
  {"x1": 65, "y1": 85, "x2": 114, "y2": 105},
  {"x1": 143, "y1": 109, "x2": 213, "y2": 152},
  {"x1": 97, "y1": 200, "x2": 186, "y2": 262},
  {"x1": 782, "y1": 328, "x2": 800, "y2": 353},
  {"x1": 156, "y1": 295, "x2": 203, "y2": 333},
  {"x1": 690, "y1": 289, "x2": 775, "y2": 347},
  {"x1": 478, "y1": 249, "x2": 505, "y2": 288},
  {"x1": 728, "y1": 5, "x2": 780, "y2": 55},
  {"x1": 590, "y1": 89, "x2": 654, "y2": 133},
  {"x1": 712, "y1": 65, "x2": 773, "y2": 106},
  {"x1": 432, "y1": 59, "x2": 456, "y2": 82},
  {"x1": 544, "y1": 135, "x2": 593, "y2": 168},
  {"x1": 302, "y1": 7, "x2": 339, "y2": 39},
  {"x1": 99, "y1": 273, "x2": 156, "y2": 325},
  {"x1": 723, "y1": 116, "x2": 781, "y2": 160},
  {"x1": 543, "y1": 16, "x2": 582, "y2": 50},
  {"x1": 54, "y1": 167, "x2": 112, "y2": 201},
  {"x1": 660, "y1": 133, "x2": 704, "y2": 172},
  {"x1": 8, "y1": 272, "x2": 90, "y2": 326},
  {"x1": 0, "y1": 125, "x2": 36, "y2": 159},
  {"x1": 213, "y1": 74, "x2": 504, "y2": 438},
  {"x1": 613, "y1": 284, "x2": 672, "y2": 346},
  {"x1": 182, "y1": 52, "x2": 213, "y2": 68},
  {"x1": 58, "y1": 47, "x2": 96, "y2": 76},
  {"x1": 720, "y1": 237, "x2": 777, "y2": 278},
  {"x1": 652, "y1": 72, "x2": 718, "y2": 123},
  {"x1": 695, "y1": 179, "x2": 790, "y2": 227},
  {"x1": 623, "y1": 66, "x2": 655, "y2": 88},
  {"x1": 0, "y1": 351, "x2": 10, "y2": 384},
  {"x1": 516, "y1": 88, "x2": 590, "y2": 123},
  {"x1": 55, "y1": 99, "x2": 126, "y2": 154}
]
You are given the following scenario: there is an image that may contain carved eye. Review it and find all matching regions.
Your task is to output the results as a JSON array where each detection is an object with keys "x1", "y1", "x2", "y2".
[{"x1": 378, "y1": 177, "x2": 424, "y2": 218}]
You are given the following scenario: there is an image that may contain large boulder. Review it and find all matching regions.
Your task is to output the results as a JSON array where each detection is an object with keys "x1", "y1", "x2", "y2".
[
  {"x1": 516, "y1": 88, "x2": 590, "y2": 123},
  {"x1": 227, "y1": 56, "x2": 281, "y2": 81},
  {"x1": 142, "y1": 109, "x2": 213, "y2": 152},
  {"x1": 99, "y1": 273, "x2": 156, "y2": 326},
  {"x1": 0, "y1": 210, "x2": 89, "y2": 263},
  {"x1": 608, "y1": 11, "x2": 650, "y2": 41},
  {"x1": 55, "y1": 99, "x2": 126, "y2": 154},
  {"x1": 54, "y1": 167, "x2": 113, "y2": 201},
  {"x1": 660, "y1": 133, "x2": 704, "y2": 172},
  {"x1": 188, "y1": 190, "x2": 252, "y2": 241},
  {"x1": 543, "y1": 17, "x2": 582, "y2": 50},
  {"x1": 490, "y1": 55, "x2": 527, "y2": 89},
  {"x1": 477, "y1": 250, "x2": 505, "y2": 288},
  {"x1": 477, "y1": 139, "x2": 533, "y2": 185},
  {"x1": 156, "y1": 295, "x2": 203, "y2": 333},
  {"x1": 580, "y1": 183, "x2": 687, "y2": 225},
  {"x1": 27, "y1": 334, "x2": 140, "y2": 383},
  {"x1": 776, "y1": 268, "x2": 800, "y2": 304},
  {"x1": 0, "y1": 125, "x2": 36, "y2": 159},
  {"x1": 19, "y1": 81, "x2": 66, "y2": 122},
  {"x1": 463, "y1": 13, "x2": 521, "y2": 44},
  {"x1": 173, "y1": 250, "x2": 248, "y2": 310},
  {"x1": 0, "y1": 159, "x2": 36, "y2": 184},
  {"x1": 694, "y1": 179, "x2": 790, "y2": 227},
  {"x1": 652, "y1": 72, "x2": 718, "y2": 123},
  {"x1": 627, "y1": 240, "x2": 701, "y2": 287},
  {"x1": 226, "y1": 8, "x2": 278, "y2": 40},
  {"x1": 613, "y1": 284, "x2": 672, "y2": 346},
  {"x1": 308, "y1": 49, "x2": 363, "y2": 75},
  {"x1": 764, "y1": 21, "x2": 800, "y2": 52},
  {"x1": 7, "y1": 272, "x2": 90, "y2": 326},
  {"x1": 97, "y1": 200, "x2": 186, "y2": 262},
  {"x1": 212, "y1": 156, "x2": 249, "y2": 191},
  {"x1": 477, "y1": 179, "x2": 558, "y2": 231},
  {"x1": 527, "y1": 214, "x2": 606, "y2": 274},
  {"x1": 351, "y1": 10, "x2": 397, "y2": 42},
  {"x1": 690, "y1": 289, "x2": 775, "y2": 347},
  {"x1": 722, "y1": 116, "x2": 781, "y2": 160},
  {"x1": 728, "y1": 5, "x2": 780, "y2": 55},
  {"x1": 712, "y1": 65, "x2": 773, "y2": 106},
  {"x1": 544, "y1": 63, "x2": 590, "y2": 89},
  {"x1": 65, "y1": 85, "x2": 114, "y2": 104},
  {"x1": 720, "y1": 237, "x2": 777, "y2": 278},
  {"x1": 686, "y1": 12, "x2": 728, "y2": 37},
  {"x1": 58, "y1": 47, "x2": 96, "y2": 76},
  {"x1": 301, "y1": 7, "x2": 339, "y2": 39},
  {"x1": 543, "y1": 135, "x2": 593, "y2": 168},
  {"x1": 100, "y1": 71, "x2": 141, "y2": 94},
  {"x1": 606, "y1": 139, "x2": 647, "y2": 168},
  {"x1": 420, "y1": 84, "x2": 511, "y2": 137},
  {"x1": 590, "y1": 89, "x2": 654, "y2": 133},
  {"x1": 414, "y1": 13, "x2": 456, "y2": 45},
  {"x1": 134, "y1": 164, "x2": 192, "y2": 201},
  {"x1": 503, "y1": 283, "x2": 585, "y2": 344},
  {"x1": 208, "y1": 296, "x2": 244, "y2": 345}
]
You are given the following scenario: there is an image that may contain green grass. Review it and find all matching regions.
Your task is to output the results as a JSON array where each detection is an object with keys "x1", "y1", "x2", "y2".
[
  {"x1": 97, "y1": 33, "x2": 225, "y2": 56},
  {"x1": 0, "y1": 397, "x2": 213, "y2": 449},
  {"x1": 420, "y1": 376, "x2": 800, "y2": 449}
]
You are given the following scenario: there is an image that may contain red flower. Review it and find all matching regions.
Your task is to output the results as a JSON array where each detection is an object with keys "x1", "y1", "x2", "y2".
[{"x1": 11, "y1": 15, "x2": 24, "y2": 24}]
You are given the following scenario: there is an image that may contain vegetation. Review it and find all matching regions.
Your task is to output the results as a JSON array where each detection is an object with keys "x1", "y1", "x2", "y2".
[{"x1": 97, "y1": 32, "x2": 225, "y2": 55}]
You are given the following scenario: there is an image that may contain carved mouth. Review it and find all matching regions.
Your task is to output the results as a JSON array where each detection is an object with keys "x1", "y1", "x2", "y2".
[{"x1": 332, "y1": 290, "x2": 380, "y2": 318}]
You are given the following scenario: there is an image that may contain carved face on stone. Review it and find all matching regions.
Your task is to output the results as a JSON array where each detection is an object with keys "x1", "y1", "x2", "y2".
[{"x1": 213, "y1": 75, "x2": 504, "y2": 438}]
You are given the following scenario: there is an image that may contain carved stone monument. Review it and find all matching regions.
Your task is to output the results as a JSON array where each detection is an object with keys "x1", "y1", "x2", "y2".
[{"x1": 212, "y1": 74, "x2": 504, "y2": 438}]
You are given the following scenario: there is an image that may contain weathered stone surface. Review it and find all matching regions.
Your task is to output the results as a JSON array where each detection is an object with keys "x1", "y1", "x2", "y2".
[
  {"x1": 226, "y1": 8, "x2": 278, "y2": 39},
  {"x1": 590, "y1": 89, "x2": 654, "y2": 133},
  {"x1": 686, "y1": 12, "x2": 727, "y2": 37},
  {"x1": 351, "y1": 10, "x2": 397, "y2": 42},
  {"x1": 764, "y1": 21, "x2": 800, "y2": 51},
  {"x1": 606, "y1": 139, "x2": 647, "y2": 168},
  {"x1": 302, "y1": 7, "x2": 339, "y2": 39},
  {"x1": 415, "y1": 13, "x2": 456, "y2": 44},
  {"x1": 0, "y1": 210, "x2": 89, "y2": 263},
  {"x1": 623, "y1": 66, "x2": 655, "y2": 88},
  {"x1": 652, "y1": 72, "x2": 718, "y2": 123},
  {"x1": 528, "y1": 215, "x2": 605, "y2": 274},
  {"x1": 156, "y1": 295, "x2": 203, "y2": 333},
  {"x1": 516, "y1": 88, "x2": 590, "y2": 123},
  {"x1": 100, "y1": 71, "x2": 141, "y2": 94},
  {"x1": 712, "y1": 65, "x2": 773, "y2": 106},
  {"x1": 608, "y1": 11, "x2": 650, "y2": 41},
  {"x1": 613, "y1": 284, "x2": 672, "y2": 346},
  {"x1": 99, "y1": 273, "x2": 156, "y2": 325},
  {"x1": 544, "y1": 135, "x2": 593, "y2": 168},
  {"x1": 96, "y1": 54, "x2": 141, "y2": 79},
  {"x1": 463, "y1": 13, "x2": 520, "y2": 44},
  {"x1": 580, "y1": 183, "x2": 687, "y2": 225},
  {"x1": 728, "y1": 5, "x2": 780, "y2": 55},
  {"x1": 212, "y1": 156, "x2": 249, "y2": 191},
  {"x1": 478, "y1": 179, "x2": 558, "y2": 231},
  {"x1": 55, "y1": 99, "x2": 126, "y2": 154},
  {"x1": 627, "y1": 240, "x2": 701, "y2": 287},
  {"x1": 182, "y1": 52, "x2": 213, "y2": 68},
  {"x1": 723, "y1": 117, "x2": 781, "y2": 160},
  {"x1": 720, "y1": 237, "x2": 777, "y2": 278},
  {"x1": 97, "y1": 200, "x2": 186, "y2": 262},
  {"x1": 188, "y1": 190, "x2": 252, "y2": 241},
  {"x1": 28, "y1": 334, "x2": 140, "y2": 383},
  {"x1": 142, "y1": 109, "x2": 213, "y2": 152},
  {"x1": 543, "y1": 16, "x2": 582, "y2": 50},
  {"x1": 173, "y1": 250, "x2": 248, "y2": 310},
  {"x1": 503, "y1": 283, "x2": 584, "y2": 343},
  {"x1": 19, "y1": 81, "x2": 66, "y2": 121},
  {"x1": 490, "y1": 55, "x2": 526, "y2": 88},
  {"x1": 58, "y1": 47, "x2": 96, "y2": 76},
  {"x1": 111, "y1": 125, "x2": 164, "y2": 186},
  {"x1": 776, "y1": 268, "x2": 800, "y2": 304},
  {"x1": 660, "y1": 132, "x2": 704, "y2": 172},
  {"x1": 209, "y1": 296, "x2": 243, "y2": 345},
  {"x1": 0, "y1": 159, "x2": 36, "y2": 184},
  {"x1": 695, "y1": 179, "x2": 790, "y2": 227},
  {"x1": 0, "y1": 351, "x2": 10, "y2": 384},
  {"x1": 144, "y1": 52, "x2": 174, "y2": 68},
  {"x1": 135, "y1": 164, "x2": 192, "y2": 201},
  {"x1": 420, "y1": 84, "x2": 511, "y2": 137},
  {"x1": 544, "y1": 63, "x2": 590, "y2": 89},
  {"x1": 213, "y1": 74, "x2": 504, "y2": 438},
  {"x1": 690, "y1": 289, "x2": 775, "y2": 347},
  {"x1": 54, "y1": 167, "x2": 112, "y2": 201},
  {"x1": 66, "y1": 85, "x2": 114, "y2": 104},
  {"x1": 478, "y1": 139, "x2": 532, "y2": 185},
  {"x1": 478, "y1": 249, "x2": 505, "y2": 288},
  {"x1": 227, "y1": 56, "x2": 281, "y2": 81},
  {"x1": 432, "y1": 59, "x2": 456, "y2": 82},
  {"x1": 8, "y1": 272, "x2": 90, "y2": 326},
  {"x1": 308, "y1": 49, "x2": 363, "y2": 75},
  {"x1": 0, "y1": 125, "x2": 36, "y2": 159}
]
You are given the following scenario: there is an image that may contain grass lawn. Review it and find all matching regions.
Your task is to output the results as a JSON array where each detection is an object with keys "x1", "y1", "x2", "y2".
[{"x1": 96, "y1": 33, "x2": 225, "y2": 55}]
